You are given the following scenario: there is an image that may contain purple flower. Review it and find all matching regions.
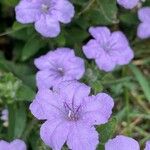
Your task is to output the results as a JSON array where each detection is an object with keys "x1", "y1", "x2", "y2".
[
  {"x1": 15, "y1": 0, "x2": 75, "y2": 37},
  {"x1": 105, "y1": 135, "x2": 140, "y2": 150},
  {"x1": 137, "y1": 7, "x2": 150, "y2": 39},
  {"x1": 0, "y1": 139, "x2": 26, "y2": 150},
  {"x1": 117, "y1": 0, "x2": 139, "y2": 9},
  {"x1": 82, "y1": 27, "x2": 134, "y2": 72},
  {"x1": 145, "y1": 141, "x2": 150, "y2": 150},
  {"x1": 34, "y1": 48, "x2": 85, "y2": 89},
  {"x1": 30, "y1": 81, "x2": 114, "y2": 150}
]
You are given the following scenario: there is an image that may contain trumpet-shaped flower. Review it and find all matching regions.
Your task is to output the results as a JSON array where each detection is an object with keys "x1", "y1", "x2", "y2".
[
  {"x1": 0, "y1": 139, "x2": 26, "y2": 150},
  {"x1": 15, "y1": 0, "x2": 75, "y2": 37},
  {"x1": 137, "y1": 7, "x2": 150, "y2": 39},
  {"x1": 83, "y1": 26, "x2": 134, "y2": 72},
  {"x1": 117, "y1": 0, "x2": 139, "y2": 9},
  {"x1": 34, "y1": 48, "x2": 85, "y2": 89},
  {"x1": 30, "y1": 81, "x2": 114, "y2": 150}
]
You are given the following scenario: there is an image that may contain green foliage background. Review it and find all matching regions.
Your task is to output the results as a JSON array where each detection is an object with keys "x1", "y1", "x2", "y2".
[{"x1": 0, "y1": 0, "x2": 150, "y2": 149}]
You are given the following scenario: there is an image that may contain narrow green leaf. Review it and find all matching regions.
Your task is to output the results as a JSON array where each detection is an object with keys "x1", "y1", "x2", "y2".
[{"x1": 129, "y1": 64, "x2": 150, "y2": 101}]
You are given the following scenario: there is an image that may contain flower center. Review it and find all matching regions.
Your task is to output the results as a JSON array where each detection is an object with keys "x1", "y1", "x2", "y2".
[
  {"x1": 102, "y1": 43, "x2": 111, "y2": 52},
  {"x1": 64, "y1": 102, "x2": 81, "y2": 121},
  {"x1": 57, "y1": 67, "x2": 64, "y2": 76},
  {"x1": 41, "y1": 4, "x2": 49, "y2": 13}
]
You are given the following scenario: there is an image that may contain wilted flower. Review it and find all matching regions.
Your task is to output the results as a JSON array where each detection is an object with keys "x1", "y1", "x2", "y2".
[
  {"x1": 137, "y1": 7, "x2": 150, "y2": 39},
  {"x1": 30, "y1": 81, "x2": 114, "y2": 150},
  {"x1": 0, "y1": 109, "x2": 9, "y2": 127},
  {"x1": 117, "y1": 0, "x2": 139, "y2": 9},
  {"x1": 15, "y1": 0, "x2": 75, "y2": 37},
  {"x1": 0, "y1": 139, "x2": 26, "y2": 150},
  {"x1": 105, "y1": 135, "x2": 150, "y2": 150},
  {"x1": 34, "y1": 48, "x2": 85, "y2": 89},
  {"x1": 83, "y1": 27, "x2": 134, "y2": 72}
]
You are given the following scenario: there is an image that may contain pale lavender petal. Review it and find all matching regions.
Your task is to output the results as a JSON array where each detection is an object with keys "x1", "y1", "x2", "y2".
[
  {"x1": 144, "y1": 141, "x2": 150, "y2": 150},
  {"x1": 111, "y1": 47, "x2": 134, "y2": 65},
  {"x1": 110, "y1": 31, "x2": 129, "y2": 50},
  {"x1": 137, "y1": 23, "x2": 150, "y2": 39},
  {"x1": 82, "y1": 93, "x2": 114, "y2": 125},
  {"x1": 105, "y1": 135, "x2": 140, "y2": 150},
  {"x1": 138, "y1": 7, "x2": 150, "y2": 22},
  {"x1": 117, "y1": 0, "x2": 139, "y2": 9},
  {"x1": 82, "y1": 39, "x2": 102, "y2": 59},
  {"x1": 0, "y1": 140, "x2": 9, "y2": 150},
  {"x1": 10, "y1": 139, "x2": 26, "y2": 150},
  {"x1": 54, "y1": 81, "x2": 91, "y2": 106},
  {"x1": 40, "y1": 120, "x2": 70, "y2": 150},
  {"x1": 15, "y1": 0, "x2": 41, "y2": 23},
  {"x1": 67, "y1": 121, "x2": 99, "y2": 150},
  {"x1": 52, "y1": 0, "x2": 75, "y2": 23},
  {"x1": 29, "y1": 89, "x2": 63, "y2": 120},
  {"x1": 89, "y1": 27, "x2": 111, "y2": 44},
  {"x1": 64, "y1": 57, "x2": 85, "y2": 80},
  {"x1": 95, "y1": 52, "x2": 116, "y2": 72},
  {"x1": 36, "y1": 70, "x2": 62, "y2": 89},
  {"x1": 34, "y1": 48, "x2": 75, "y2": 70},
  {"x1": 35, "y1": 15, "x2": 60, "y2": 37}
]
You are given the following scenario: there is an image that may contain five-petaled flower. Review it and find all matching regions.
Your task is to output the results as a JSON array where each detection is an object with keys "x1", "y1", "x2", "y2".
[
  {"x1": 105, "y1": 135, "x2": 150, "y2": 150},
  {"x1": 30, "y1": 81, "x2": 114, "y2": 150},
  {"x1": 82, "y1": 26, "x2": 134, "y2": 72},
  {"x1": 0, "y1": 139, "x2": 26, "y2": 150},
  {"x1": 117, "y1": 0, "x2": 139, "y2": 9},
  {"x1": 137, "y1": 7, "x2": 150, "y2": 39},
  {"x1": 15, "y1": 0, "x2": 75, "y2": 37},
  {"x1": 34, "y1": 48, "x2": 85, "y2": 89}
]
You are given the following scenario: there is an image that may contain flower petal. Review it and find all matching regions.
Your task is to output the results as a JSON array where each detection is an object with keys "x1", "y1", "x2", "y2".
[
  {"x1": 138, "y1": 7, "x2": 150, "y2": 22},
  {"x1": 110, "y1": 31, "x2": 129, "y2": 50},
  {"x1": 34, "y1": 48, "x2": 75, "y2": 70},
  {"x1": 144, "y1": 141, "x2": 150, "y2": 150},
  {"x1": 15, "y1": 0, "x2": 41, "y2": 23},
  {"x1": 54, "y1": 81, "x2": 91, "y2": 106},
  {"x1": 82, "y1": 93, "x2": 114, "y2": 126},
  {"x1": 82, "y1": 39, "x2": 102, "y2": 59},
  {"x1": 0, "y1": 140, "x2": 9, "y2": 150},
  {"x1": 10, "y1": 139, "x2": 26, "y2": 150},
  {"x1": 67, "y1": 121, "x2": 99, "y2": 150},
  {"x1": 36, "y1": 70, "x2": 62, "y2": 89},
  {"x1": 64, "y1": 57, "x2": 85, "y2": 80},
  {"x1": 35, "y1": 15, "x2": 60, "y2": 37},
  {"x1": 105, "y1": 135, "x2": 140, "y2": 150},
  {"x1": 95, "y1": 52, "x2": 116, "y2": 72},
  {"x1": 40, "y1": 120, "x2": 70, "y2": 150},
  {"x1": 117, "y1": 0, "x2": 139, "y2": 9},
  {"x1": 137, "y1": 23, "x2": 150, "y2": 39},
  {"x1": 29, "y1": 89, "x2": 63, "y2": 120},
  {"x1": 89, "y1": 27, "x2": 111, "y2": 44},
  {"x1": 52, "y1": 0, "x2": 75, "y2": 23},
  {"x1": 111, "y1": 47, "x2": 134, "y2": 65}
]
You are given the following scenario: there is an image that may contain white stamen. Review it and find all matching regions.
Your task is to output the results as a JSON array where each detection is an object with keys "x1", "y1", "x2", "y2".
[
  {"x1": 68, "y1": 110, "x2": 72, "y2": 118},
  {"x1": 41, "y1": 4, "x2": 49, "y2": 12}
]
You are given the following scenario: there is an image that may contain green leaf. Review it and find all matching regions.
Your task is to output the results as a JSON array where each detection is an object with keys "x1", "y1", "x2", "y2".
[
  {"x1": 14, "y1": 103, "x2": 27, "y2": 138},
  {"x1": 8, "y1": 103, "x2": 27, "y2": 139},
  {"x1": 16, "y1": 84, "x2": 35, "y2": 101},
  {"x1": 129, "y1": 64, "x2": 150, "y2": 101},
  {"x1": 97, "y1": 117, "x2": 117, "y2": 144},
  {"x1": 21, "y1": 34, "x2": 47, "y2": 61}
]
